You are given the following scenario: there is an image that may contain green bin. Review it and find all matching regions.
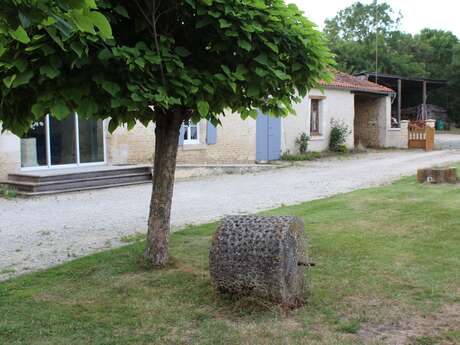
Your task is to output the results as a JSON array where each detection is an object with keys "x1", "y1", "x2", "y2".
[{"x1": 436, "y1": 120, "x2": 445, "y2": 131}]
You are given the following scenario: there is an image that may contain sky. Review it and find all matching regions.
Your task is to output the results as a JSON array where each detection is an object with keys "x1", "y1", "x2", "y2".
[{"x1": 289, "y1": 0, "x2": 460, "y2": 37}]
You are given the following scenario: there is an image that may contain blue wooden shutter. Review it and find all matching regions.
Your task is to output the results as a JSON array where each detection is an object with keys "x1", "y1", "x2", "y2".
[
  {"x1": 206, "y1": 121, "x2": 217, "y2": 145},
  {"x1": 179, "y1": 124, "x2": 185, "y2": 145}
]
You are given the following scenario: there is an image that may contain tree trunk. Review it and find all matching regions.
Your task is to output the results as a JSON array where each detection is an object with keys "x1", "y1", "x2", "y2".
[{"x1": 145, "y1": 109, "x2": 184, "y2": 266}]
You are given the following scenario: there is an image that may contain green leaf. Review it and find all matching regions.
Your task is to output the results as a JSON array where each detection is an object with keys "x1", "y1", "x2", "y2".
[
  {"x1": 3, "y1": 75, "x2": 16, "y2": 88},
  {"x1": 51, "y1": 102, "x2": 70, "y2": 120},
  {"x1": 175, "y1": 47, "x2": 191, "y2": 57},
  {"x1": 254, "y1": 67, "x2": 268, "y2": 77},
  {"x1": 254, "y1": 53, "x2": 269, "y2": 66},
  {"x1": 134, "y1": 57, "x2": 145, "y2": 68},
  {"x1": 69, "y1": 9, "x2": 95, "y2": 33},
  {"x1": 13, "y1": 59, "x2": 28, "y2": 73},
  {"x1": 264, "y1": 41, "x2": 279, "y2": 53},
  {"x1": 71, "y1": 41, "x2": 85, "y2": 57},
  {"x1": 77, "y1": 99, "x2": 98, "y2": 116},
  {"x1": 40, "y1": 65, "x2": 60, "y2": 79},
  {"x1": 10, "y1": 26, "x2": 30, "y2": 44},
  {"x1": 12, "y1": 70, "x2": 34, "y2": 88},
  {"x1": 98, "y1": 48, "x2": 112, "y2": 60},
  {"x1": 204, "y1": 84, "x2": 214, "y2": 94},
  {"x1": 273, "y1": 69, "x2": 290, "y2": 80},
  {"x1": 218, "y1": 19, "x2": 232, "y2": 28},
  {"x1": 197, "y1": 101, "x2": 209, "y2": 117},
  {"x1": 31, "y1": 103, "x2": 46, "y2": 117},
  {"x1": 18, "y1": 12, "x2": 31, "y2": 29},
  {"x1": 101, "y1": 81, "x2": 121, "y2": 96},
  {"x1": 114, "y1": 5, "x2": 129, "y2": 18},
  {"x1": 220, "y1": 65, "x2": 231, "y2": 76},
  {"x1": 237, "y1": 39, "x2": 251, "y2": 51},
  {"x1": 88, "y1": 11, "x2": 112, "y2": 38},
  {"x1": 228, "y1": 81, "x2": 237, "y2": 92},
  {"x1": 145, "y1": 55, "x2": 161, "y2": 64},
  {"x1": 247, "y1": 84, "x2": 259, "y2": 97},
  {"x1": 201, "y1": 0, "x2": 213, "y2": 5},
  {"x1": 108, "y1": 119, "x2": 119, "y2": 133}
]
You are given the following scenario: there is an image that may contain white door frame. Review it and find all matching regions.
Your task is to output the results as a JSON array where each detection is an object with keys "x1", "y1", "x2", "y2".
[{"x1": 21, "y1": 113, "x2": 107, "y2": 171}]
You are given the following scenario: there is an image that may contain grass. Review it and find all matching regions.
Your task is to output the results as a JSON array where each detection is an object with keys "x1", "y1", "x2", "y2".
[
  {"x1": 437, "y1": 127, "x2": 460, "y2": 135},
  {"x1": 1, "y1": 169, "x2": 459, "y2": 344},
  {"x1": 281, "y1": 150, "x2": 354, "y2": 162}
]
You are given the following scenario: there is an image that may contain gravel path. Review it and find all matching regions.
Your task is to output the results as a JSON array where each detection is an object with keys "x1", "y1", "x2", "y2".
[
  {"x1": 436, "y1": 133, "x2": 460, "y2": 150},
  {"x1": 1, "y1": 150, "x2": 460, "y2": 281}
]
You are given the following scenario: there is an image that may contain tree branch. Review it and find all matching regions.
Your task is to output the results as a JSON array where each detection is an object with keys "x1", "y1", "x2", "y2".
[
  {"x1": 152, "y1": 0, "x2": 167, "y2": 88},
  {"x1": 133, "y1": 0, "x2": 155, "y2": 36}
]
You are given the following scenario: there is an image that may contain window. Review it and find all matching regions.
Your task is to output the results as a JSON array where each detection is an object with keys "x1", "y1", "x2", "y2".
[
  {"x1": 183, "y1": 120, "x2": 199, "y2": 144},
  {"x1": 310, "y1": 99, "x2": 321, "y2": 135},
  {"x1": 20, "y1": 114, "x2": 105, "y2": 169}
]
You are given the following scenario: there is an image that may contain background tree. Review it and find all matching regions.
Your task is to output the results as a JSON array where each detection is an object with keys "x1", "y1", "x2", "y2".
[
  {"x1": 0, "y1": 0, "x2": 333, "y2": 265},
  {"x1": 324, "y1": 0, "x2": 424, "y2": 76},
  {"x1": 324, "y1": 1, "x2": 460, "y2": 125}
]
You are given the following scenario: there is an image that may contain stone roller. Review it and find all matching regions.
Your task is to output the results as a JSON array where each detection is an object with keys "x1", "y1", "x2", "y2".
[{"x1": 209, "y1": 215, "x2": 311, "y2": 307}]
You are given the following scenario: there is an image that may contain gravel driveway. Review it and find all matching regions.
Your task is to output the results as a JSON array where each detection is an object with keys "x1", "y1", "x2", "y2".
[
  {"x1": 436, "y1": 133, "x2": 460, "y2": 150},
  {"x1": 1, "y1": 149, "x2": 460, "y2": 281}
]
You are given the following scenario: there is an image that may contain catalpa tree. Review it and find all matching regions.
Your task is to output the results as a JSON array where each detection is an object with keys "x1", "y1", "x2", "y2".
[{"x1": 0, "y1": 0, "x2": 333, "y2": 266}]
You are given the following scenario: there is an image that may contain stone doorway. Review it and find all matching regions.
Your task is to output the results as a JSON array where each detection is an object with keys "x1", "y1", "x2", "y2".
[{"x1": 354, "y1": 93, "x2": 388, "y2": 148}]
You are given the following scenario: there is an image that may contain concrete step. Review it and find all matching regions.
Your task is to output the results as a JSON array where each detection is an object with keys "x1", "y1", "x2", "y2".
[
  {"x1": 3, "y1": 166, "x2": 152, "y2": 195},
  {"x1": 8, "y1": 165, "x2": 151, "y2": 183}
]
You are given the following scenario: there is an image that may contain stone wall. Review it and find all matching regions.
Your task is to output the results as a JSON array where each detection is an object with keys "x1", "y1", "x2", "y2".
[
  {"x1": 354, "y1": 95, "x2": 382, "y2": 148},
  {"x1": 282, "y1": 88, "x2": 355, "y2": 154},
  {"x1": 353, "y1": 94, "x2": 401, "y2": 149},
  {"x1": 107, "y1": 122, "x2": 155, "y2": 165},
  {"x1": 107, "y1": 112, "x2": 257, "y2": 166}
]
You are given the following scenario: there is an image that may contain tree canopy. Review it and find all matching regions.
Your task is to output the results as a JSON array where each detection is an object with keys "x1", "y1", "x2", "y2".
[
  {"x1": 0, "y1": 0, "x2": 334, "y2": 266},
  {"x1": 324, "y1": 0, "x2": 460, "y2": 124},
  {"x1": 0, "y1": 0, "x2": 333, "y2": 136}
]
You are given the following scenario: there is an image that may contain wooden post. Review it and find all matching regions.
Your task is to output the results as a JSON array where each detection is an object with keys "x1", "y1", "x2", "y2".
[
  {"x1": 422, "y1": 80, "x2": 427, "y2": 120},
  {"x1": 397, "y1": 79, "x2": 402, "y2": 126}
]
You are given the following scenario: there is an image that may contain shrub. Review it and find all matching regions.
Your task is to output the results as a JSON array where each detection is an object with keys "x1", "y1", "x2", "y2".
[
  {"x1": 0, "y1": 185, "x2": 17, "y2": 199},
  {"x1": 295, "y1": 132, "x2": 310, "y2": 154},
  {"x1": 281, "y1": 152, "x2": 322, "y2": 161},
  {"x1": 329, "y1": 119, "x2": 351, "y2": 152}
]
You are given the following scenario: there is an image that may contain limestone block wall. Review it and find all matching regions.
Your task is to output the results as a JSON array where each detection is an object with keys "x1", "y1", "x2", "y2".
[
  {"x1": 107, "y1": 122, "x2": 155, "y2": 165},
  {"x1": 0, "y1": 126, "x2": 21, "y2": 180},
  {"x1": 282, "y1": 88, "x2": 355, "y2": 154},
  {"x1": 107, "y1": 113, "x2": 256, "y2": 166},
  {"x1": 177, "y1": 113, "x2": 256, "y2": 164}
]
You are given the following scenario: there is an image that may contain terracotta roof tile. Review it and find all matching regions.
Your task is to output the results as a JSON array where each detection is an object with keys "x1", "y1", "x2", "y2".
[{"x1": 320, "y1": 71, "x2": 395, "y2": 94}]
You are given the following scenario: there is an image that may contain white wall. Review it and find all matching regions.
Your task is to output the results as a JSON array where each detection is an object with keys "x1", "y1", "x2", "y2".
[{"x1": 282, "y1": 88, "x2": 355, "y2": 154}]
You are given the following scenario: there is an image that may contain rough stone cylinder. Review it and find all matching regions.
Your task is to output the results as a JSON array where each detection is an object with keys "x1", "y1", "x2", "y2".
[{"x1": 209, "y1": 216, "x2": 308, "y2": 307}]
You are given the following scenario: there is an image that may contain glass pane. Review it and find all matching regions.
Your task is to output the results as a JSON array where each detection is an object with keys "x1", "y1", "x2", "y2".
[
  {"x1": 78, "y1": 118, "x2": 104, "y2": 163},
  {"x1": 49, "y1": 114, "x2": 77, "y2": 165},
  {"x1": 21, "y1": 119, "x2": 47, "y2": 167},
  {"x1": 190, "y1": 125, "x2": 198, "y2": 140}
]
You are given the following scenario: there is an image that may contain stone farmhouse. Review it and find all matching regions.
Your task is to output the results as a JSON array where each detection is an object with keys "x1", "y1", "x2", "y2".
[{"x1": 0, "y1": 72, "x2": 403, "y2": 189}]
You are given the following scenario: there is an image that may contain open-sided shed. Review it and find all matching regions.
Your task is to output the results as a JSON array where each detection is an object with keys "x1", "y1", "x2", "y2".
[{"x1": 356, "y1": 73, "x2": 448, "y2": 126}]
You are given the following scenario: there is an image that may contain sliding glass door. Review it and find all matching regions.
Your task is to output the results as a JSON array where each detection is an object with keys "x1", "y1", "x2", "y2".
[
  {"x1": 49, "y1": 114, "x2": 78, "y2": 166},
  {"x1": 20, "y1": 114, "x2": 105, "y2": 169}
]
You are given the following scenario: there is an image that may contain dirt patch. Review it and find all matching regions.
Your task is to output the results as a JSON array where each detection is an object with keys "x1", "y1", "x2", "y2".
[{"x1": 358, "y1": 303, "x2": 460, "y2": 345}]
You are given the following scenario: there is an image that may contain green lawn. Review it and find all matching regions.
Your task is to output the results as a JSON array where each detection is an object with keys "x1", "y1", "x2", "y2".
[
  {"x1": 1, "y1": 171, "x2": 459, "y2": 345},
  {"x1": 438, "y1": 128, "x2": 460, "y2": 135}
]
